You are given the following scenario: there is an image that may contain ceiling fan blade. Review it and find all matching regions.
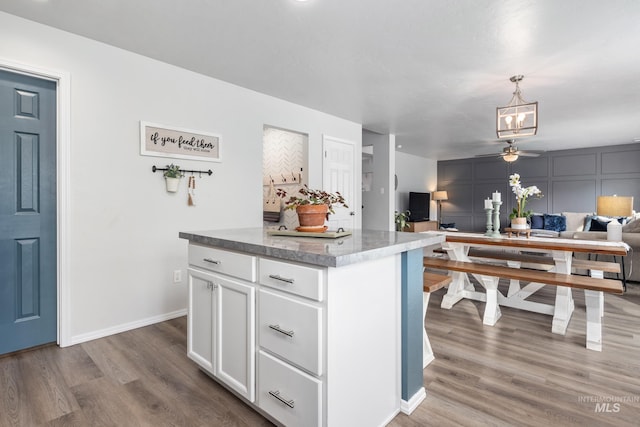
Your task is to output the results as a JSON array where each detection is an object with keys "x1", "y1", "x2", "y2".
[
  {"x1": 515, "y1": 152, "x2": 541, "y2": 157},
  {"x1": 475, "y1": 153, "x2": 503, "y2": 158}
]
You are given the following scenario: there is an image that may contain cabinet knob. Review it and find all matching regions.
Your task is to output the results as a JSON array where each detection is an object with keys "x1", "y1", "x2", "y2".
[{"x1": 203, "y1": 258, "x2": 221, "y2": 265}]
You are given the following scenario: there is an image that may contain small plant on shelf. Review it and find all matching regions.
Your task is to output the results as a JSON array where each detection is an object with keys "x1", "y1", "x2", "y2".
[{"x1": 276, "y1": 185, "x2": 348, "y2": 215}]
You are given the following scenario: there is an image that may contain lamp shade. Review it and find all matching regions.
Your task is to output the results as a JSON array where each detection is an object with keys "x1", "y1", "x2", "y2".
[
  {"x1": 433, "y1": 191, "x2": 448, "y2": 201},
  {"x1": 596, "y1": 196, "x2": 634, "y2": 217}
]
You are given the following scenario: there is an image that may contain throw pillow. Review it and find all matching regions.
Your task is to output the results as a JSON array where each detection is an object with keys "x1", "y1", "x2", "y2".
[
  {"x1": 543, "y1": 214, "x2": 567, "y2": 232},
  {"x1": 530, "y1": 214, "x2": 544, "y2": 229},
  {"x1": 589, "y1": 217, "x2": 609, "y2": 232},
  {"x1": 588, "y1": 215, "x2": 625, "y2": 232},
  {"x1": 562, "y1": 212, "x2": 593, "y2": 232},
  {"x1": 583, "y1": 215, "x2": 595, "y2": 231}
]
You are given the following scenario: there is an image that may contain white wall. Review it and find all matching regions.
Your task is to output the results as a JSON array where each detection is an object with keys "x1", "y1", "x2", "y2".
[
  {"x1": 395, "y1": 151, "x2": 438, "y2": 220},
  {"x1": 0, "y1": 12, "x2": 361, "y2": 344}
]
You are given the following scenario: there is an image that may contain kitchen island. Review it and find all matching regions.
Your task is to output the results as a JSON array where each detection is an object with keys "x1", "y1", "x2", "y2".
[{"x1": 179, "y1": 228, "x2": 443, "y2": 426}]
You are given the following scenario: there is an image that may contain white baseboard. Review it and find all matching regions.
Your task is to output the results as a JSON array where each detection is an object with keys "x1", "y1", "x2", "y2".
[
  {"x1": 400, "y1": 387, "x2": 426, "y2": 415},
  {"x1": 68, "y1": 309, "x2": 187, "y2": 346}
]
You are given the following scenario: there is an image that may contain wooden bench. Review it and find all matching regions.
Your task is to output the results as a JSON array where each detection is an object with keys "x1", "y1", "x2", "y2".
[
  {"x1": 423, "y1": 256, "x2": 623, "y2": 351},
  {"x1": 422, "y1": 272, "x2": 452, "y2": 368},
  {"x1": 423, "y1": 257, "x2": 623, "y2": 293}
]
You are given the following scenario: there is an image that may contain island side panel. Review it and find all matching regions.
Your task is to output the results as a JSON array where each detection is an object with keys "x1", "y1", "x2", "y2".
[
  {"x1": 401, "y1": 248, "x2": 425, "y2": 408},
  {"x1": 325, "y1": 254, "x2": 401, "y2": 426}
]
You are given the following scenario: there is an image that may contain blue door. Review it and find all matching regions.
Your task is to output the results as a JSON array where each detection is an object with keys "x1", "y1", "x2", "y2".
[{"x1": 0, "y1": 69, "x2": 57, "y2": 354}]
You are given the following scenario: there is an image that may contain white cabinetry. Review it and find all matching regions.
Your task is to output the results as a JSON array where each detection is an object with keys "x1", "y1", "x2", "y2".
[
  {"x1": 187, "y1": 244, "x2": 256, "y2": 402},
  {"x1": 187, "y1": 242, "x2": 401, "y2": 427}
]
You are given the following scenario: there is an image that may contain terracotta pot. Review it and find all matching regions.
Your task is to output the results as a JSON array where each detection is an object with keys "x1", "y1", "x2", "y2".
[
  {"x1": 511, "y1": 217, "x2": 528, "y2": 230},
  {"x1": 296, "y1": 204, "x2": 329, "y2": 228}
]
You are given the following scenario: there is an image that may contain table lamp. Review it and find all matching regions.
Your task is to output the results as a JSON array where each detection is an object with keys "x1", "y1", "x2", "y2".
[
  {"x1": 596, "y1": 195, "x2": 634, "y2": 241},
  {"x1": 433, "y1": 191, "x2": 448, "y2": 227}
]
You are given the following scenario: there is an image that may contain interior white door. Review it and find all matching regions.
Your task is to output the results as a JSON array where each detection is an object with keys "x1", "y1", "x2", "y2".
[{"x1": 322, "y1": 135, "x2": 356, "y2": 230}]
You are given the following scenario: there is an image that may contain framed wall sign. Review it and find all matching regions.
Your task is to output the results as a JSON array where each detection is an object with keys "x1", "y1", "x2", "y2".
[{"x1": 140, "y1": 121, "x2": 221, "y2": 162}]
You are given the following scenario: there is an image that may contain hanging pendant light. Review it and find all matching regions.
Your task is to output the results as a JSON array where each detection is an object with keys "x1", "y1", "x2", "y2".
[{"x1": 496, "y1": 75, "x2": 538, "y2": 139}]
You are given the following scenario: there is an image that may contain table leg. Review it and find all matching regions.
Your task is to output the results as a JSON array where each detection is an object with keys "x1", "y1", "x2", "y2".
[
  {"x1": 479, "y1": 275, "x2": 501, "y2": 325},
  {"x1": 441, "y1": 244, "x2": 473, "y2": 309},
  {"x1": 441, "y1": 271, "x2": 467, "y2": 309},
  {"x1": 422, "y1": 292, "x2": 435, "y2": 367},
  {"x1": 506, "y1": 259, "x2": 522, "y2": 297},
  {"x1": 551, "y1": 251, "x2": 575, "y2": 335},
  {"x1": 584, "y1": 290, "x2": 603, "y2": 351}
]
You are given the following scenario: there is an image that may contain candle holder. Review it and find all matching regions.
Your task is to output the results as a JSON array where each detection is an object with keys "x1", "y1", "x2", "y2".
[
  {"x1": 484, "y1": 208, "x2": 494, "y2": 236},
  {"x1": 491, "y1": 201, "x2": 502, "y2": 237}
]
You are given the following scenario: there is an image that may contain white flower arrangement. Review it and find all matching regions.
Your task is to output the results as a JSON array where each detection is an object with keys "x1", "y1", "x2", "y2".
[{"x1": 509, "y1": 173, "x2": 543, "y2": 218}]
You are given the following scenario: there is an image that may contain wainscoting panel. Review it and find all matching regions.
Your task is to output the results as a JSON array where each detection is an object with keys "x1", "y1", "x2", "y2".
[
  {"x1": 514, "y1": 156, "x2": 549, "y2": 178},
  {"x1": 553, "y1": 153, "x2": 597, "y2": 176},
  {"x1": 601, "y1": 149, "x2": 640, "y2": 174},
  {"x1": 474, "y1": 160, "x2": 508, "y2": 180},
  {"x1": 440, "y1": 162, "x2": 472, "y2": 182},
  {"x1": 551, "y1": 180, "x2": 597, "y2": 213}
]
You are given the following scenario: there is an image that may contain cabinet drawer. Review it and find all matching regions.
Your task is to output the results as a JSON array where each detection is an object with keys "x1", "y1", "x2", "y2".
[
  {"x1": 189, "y1": 244, "x2": 256, "y2": 282},
  {"x1": 259, "y1": 289, "x2": 322, "y2": 375},
  {"x1": 259, "y1": 258, "x2": 323, "y2": 301},
  {"x1": 258, "y1": 351, "x2": 322, "y2": 427}
]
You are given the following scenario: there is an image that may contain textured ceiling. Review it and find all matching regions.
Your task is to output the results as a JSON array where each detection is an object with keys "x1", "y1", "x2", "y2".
[{"x1": 2, "y1": 0, "x2": 639, "y2": 160}]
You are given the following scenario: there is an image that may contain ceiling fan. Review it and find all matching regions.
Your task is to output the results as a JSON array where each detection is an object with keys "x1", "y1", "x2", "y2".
[{"x1": 476, "y1": 139, "x2": 543, "y2": 163}]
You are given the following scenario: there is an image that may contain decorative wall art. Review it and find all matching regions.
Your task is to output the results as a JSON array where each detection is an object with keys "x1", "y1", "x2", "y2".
[{"x1": 140, "y1": 121, "x2": 221, "y2": 162}]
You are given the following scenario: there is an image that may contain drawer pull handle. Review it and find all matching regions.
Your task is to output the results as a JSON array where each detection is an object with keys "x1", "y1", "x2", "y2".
[
  {"x1": 268, "y1": 324, "x2": 295, "y2": 337},
  {"x1": 203, "y1": 258, "x2": 221, "y2": 265},
  {"x1": 268, "y1": 390, "x2": 295, "y2": 408},
  {"x1": 268, "y1": 274, "x2": 294, "y2": 284}
]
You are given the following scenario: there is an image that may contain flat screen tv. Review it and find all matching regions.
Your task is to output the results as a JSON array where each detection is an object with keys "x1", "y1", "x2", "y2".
[{"x1": 408, "y1": 192, "x2": 430, "y2": 222}]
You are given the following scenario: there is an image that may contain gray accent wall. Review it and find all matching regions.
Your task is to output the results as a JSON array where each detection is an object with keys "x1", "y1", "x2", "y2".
[{"x1": 437, "y1": 143, "x2": 640, "y2": 232}]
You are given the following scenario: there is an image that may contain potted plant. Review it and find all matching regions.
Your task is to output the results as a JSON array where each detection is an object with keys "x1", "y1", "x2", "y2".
[
  {"x1": 508, "y1": 173, "x2": 543, "y2": 229},
  {"x1": 164, "y1": 164, "x2": 182, "y2": 192},
  {"x1": 395, "y1": 210, "x2": 411, "y2": 231},
  {"x1": 276, "y1": 185, "x2": 348, "y2": 232}
]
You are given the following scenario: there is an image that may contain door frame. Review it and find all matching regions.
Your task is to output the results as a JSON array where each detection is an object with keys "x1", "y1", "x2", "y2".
[{"x1": 0, "y1": 57, "x2": 71, "y2": 347}]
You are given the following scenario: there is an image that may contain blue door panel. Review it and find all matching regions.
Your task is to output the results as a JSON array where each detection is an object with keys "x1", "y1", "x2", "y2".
[{"x1": 0, "y1": 69, "x2": 56, "y2": 354}]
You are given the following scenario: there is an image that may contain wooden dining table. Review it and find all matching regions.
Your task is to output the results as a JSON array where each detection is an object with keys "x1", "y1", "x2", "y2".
[{"x1": 425, "y1": 231, "x2": 628, "y2": 342}]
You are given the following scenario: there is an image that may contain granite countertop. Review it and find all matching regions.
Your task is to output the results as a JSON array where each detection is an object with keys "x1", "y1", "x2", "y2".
[{"x1": 179, "y1": 228, "x2": 444, "y2": 267}]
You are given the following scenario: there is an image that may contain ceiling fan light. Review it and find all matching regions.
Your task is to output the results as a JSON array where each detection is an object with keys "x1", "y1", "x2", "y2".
[{"x1": 503, "y1": 152, "x2": 519, "y2": 162}]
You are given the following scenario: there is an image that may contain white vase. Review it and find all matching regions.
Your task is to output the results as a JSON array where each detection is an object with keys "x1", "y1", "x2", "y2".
[
  {"x1": 165, "y1": 177, "x2": 181, "y2": 192},
  {"x1": 511, "y1": 217, "x2": 528, "y2": 229}
]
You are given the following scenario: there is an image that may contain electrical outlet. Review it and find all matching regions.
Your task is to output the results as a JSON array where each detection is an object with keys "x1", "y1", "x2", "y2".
[{"x1": 173, "y1": 270, "x2": 182, "y2": 283}]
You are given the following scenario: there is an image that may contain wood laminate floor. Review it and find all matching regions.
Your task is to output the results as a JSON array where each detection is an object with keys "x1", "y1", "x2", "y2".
[{"x1": 1, "y1": 282, "x2": 638, "y2": 426}]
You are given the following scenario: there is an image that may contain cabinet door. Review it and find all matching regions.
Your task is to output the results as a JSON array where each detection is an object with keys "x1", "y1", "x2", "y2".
[
  {"x1": 187, "y1": 269, "x2": 214, "y2": 373},
  {"x1": 213, "y1": 274, "x2": 256, "y2": 402}
]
